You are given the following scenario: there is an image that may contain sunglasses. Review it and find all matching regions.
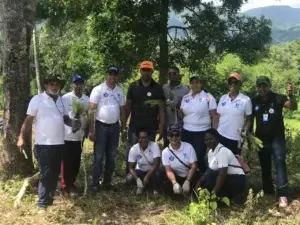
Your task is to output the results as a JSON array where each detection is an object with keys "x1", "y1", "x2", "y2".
[{"x1": 169, "y1": 132, "x2": 180, "y2": 137}]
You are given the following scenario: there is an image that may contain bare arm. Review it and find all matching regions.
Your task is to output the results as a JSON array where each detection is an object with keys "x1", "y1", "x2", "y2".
[
  {"x1": 186, "y1": 162, "x2": 197, "y2": 181},
  {"x1": 243, "y1": 115, "x2": 252, "y2": 132},
  {"x1": 63, "y1": 115, "x2": 72, "y2": 127},
  {"x1": 158, "y1": 102, "x2": 165, "y2": 128},
  {"x1": 125, "y1": 99, "x2": 132, "y2": 122},
  {"x1": 212, "y1": 167, "x2": 227, "y2": 194},
  {"x1": 128, "y1": 162, "x2": 138, "y2": 180},
  {"x1": 145, "y1": 157, "x2": 160, "y2": 178},
  {"x1": 89, "y1": 102, "x2": 97, "y2": 135},
  {"x1": 165, "y1": 166, "x2": 177, "y2": 185},
  {"x1": 210, "y1": 109, "x2": 218, "y2": 129},
  {"x1": 120, "y1": 105, "x2": 127, "y2": 131},
  {"x1": 18, "y1": 115, "x2": 34, "y2": 139}
]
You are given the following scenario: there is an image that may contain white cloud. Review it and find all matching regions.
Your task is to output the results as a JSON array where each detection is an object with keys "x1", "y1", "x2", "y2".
[{"x1": 240, "y1": 0, "x2": 300, "y2": 11}]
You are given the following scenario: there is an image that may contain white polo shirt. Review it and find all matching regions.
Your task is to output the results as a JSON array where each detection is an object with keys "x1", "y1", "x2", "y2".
[
  {"x1": 162, "y1": 141, "x2": 197, "y2": 178},
  {"x1": 208, "y1": 143, "x2": 244, "y2": 175},
  {"x1": 128, "y1": 141, "x2": 161, "y2": 172},
  {"x1": 62, "y1": 92, "x2": 89, "y2": 141},
  {"x1": 89, "y1": 82, "x2": 125, "y2": 124},
  {"x1": 217, "y1": 93, "x2": 252, "y2": 140},
  {"x1": 180, "y1": 91, "x2": 217, "y2": 132},
  {"x1": 27, "y1": 92, "x2": 67, "y2": 145}
]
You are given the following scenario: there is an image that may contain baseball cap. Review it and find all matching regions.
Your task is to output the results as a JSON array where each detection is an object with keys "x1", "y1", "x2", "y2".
[
  {"x1": 256, "y1": 76, "x2": 271, "y2": 86},
  {"x1": 72, "y1": 74, "x2": 84, "y2": 83},
  {"x1": 140, "y1": 61, "x2": 154, "y2": 69},
  {"x1": 167, "y1": 124, "x2": 181, "y2": 134},
  {"x1": 108, "y1": 66, "x2": 120, "y2": 74},
  {"x1": 189, "y1": 75, "x2": 204, "y2": 83},
  {"x1": 228, "y1": 72, "x2": 242, "y2": 82}
]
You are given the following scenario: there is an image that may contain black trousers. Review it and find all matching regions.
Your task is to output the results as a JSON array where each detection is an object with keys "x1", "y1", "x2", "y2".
[
  {"x1": 219, "y1": 134, "x2": 240, "y2": 155},
  {"x1": 62, "y1": 141, "x2": 82, "y2": 188}
]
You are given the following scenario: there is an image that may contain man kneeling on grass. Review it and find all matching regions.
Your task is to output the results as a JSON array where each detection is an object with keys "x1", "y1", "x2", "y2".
[
  {"x1": 17, "y1": 76, "x2": 77, "y2": 212},
  {"x1": 162, "y1": 124, "x2": 198, "y2": 195},
  {"x1": 127, "y1": 129, "x2": 161, "y2": 196}
]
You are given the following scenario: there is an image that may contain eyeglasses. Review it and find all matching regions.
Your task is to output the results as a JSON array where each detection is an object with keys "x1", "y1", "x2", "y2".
[{"x1": 169, "y1": 132, "x2": 180, "y2": 137}]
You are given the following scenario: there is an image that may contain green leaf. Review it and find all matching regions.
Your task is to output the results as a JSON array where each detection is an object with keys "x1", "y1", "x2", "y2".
[
  {"x1": 189, "y1": 202, "x2": 199, "y2": 216},
  {"x1": 222, "y1": 197, "x2": 230, "y2": 206},
  {"x1": 209, "y1": 201, "x2": 218, "y2": 210}
]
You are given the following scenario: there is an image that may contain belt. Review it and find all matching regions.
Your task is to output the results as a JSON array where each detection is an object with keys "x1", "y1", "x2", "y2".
[{"x1": 96, "y1": 120, "x2": 118, "y2": 127}]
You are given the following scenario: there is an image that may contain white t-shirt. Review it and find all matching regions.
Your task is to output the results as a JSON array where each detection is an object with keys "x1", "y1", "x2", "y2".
[
  {"x1": 128, "y1": 141, "x2": 161, "y2": 172},
  {"x1": 180, "y1": 91, "x2": 217, "y2": 131},
  {"x1": 62, "y1": 92, "x2": 89, "y2": 141},
  {"x1": 208, "y1": 143, "x2": 244, "y2": 175},
  {"x1": 89, "y1": 83, "x2": 125, "y2": 124},
  {"x1": 27, "y1": 92, "x2": 67, "y2": 145},
  {"x1": 217, "y1": 93, "x2": 252, "y2": 140},
  {"x1": 162, "y1": 142, "x2": 197, "y2": 178}
]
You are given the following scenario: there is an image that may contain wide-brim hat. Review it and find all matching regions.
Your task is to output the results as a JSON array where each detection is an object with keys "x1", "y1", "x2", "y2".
[{"x1": 44, "y1": 76, "x2": 66, "y2": 89}]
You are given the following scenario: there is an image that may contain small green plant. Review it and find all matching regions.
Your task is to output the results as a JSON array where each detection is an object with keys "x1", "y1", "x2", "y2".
[{"x1": 72, "y1": 98, "x2": 85, "y2": 118}]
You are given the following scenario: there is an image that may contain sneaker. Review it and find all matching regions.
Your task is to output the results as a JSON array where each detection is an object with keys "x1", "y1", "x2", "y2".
[
  {"x1": 153, "y1": 190, "x2": 159, "y2": 197},
  {"x1": 279, "y1": 197, "x2": 288, "y2": 208},
  {"x1": 136, "y1": 187, "x2": 144, "y2": 195}
]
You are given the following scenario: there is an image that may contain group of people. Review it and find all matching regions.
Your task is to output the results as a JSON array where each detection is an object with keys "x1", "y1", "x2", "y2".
[{"x1": 17, "y1": 60, "x2": 297, "y2": 211}]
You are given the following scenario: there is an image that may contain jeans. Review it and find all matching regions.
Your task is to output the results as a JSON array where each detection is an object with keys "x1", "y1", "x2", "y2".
[
  {"x1": 34, "y1": 144, "x2": 64, "y2": 208},
  {"x1": 258, "y1": 138, "x2": 288, "y2": 197},
  {"x1": 181, "y1": 129, "x2": 207, "y2": 173},
  {"x1": 126, "y1": 169, "x2": 161, "y2": 190},
  {"x1": 61, "y1": 141, "x2": 82, "y2": 189},
  {"x1": 126, "y1": 126, "x2": 156, "y2": 173},
  {"x1": 92, "y1": 121, "x2": 119, "y2": 186}
]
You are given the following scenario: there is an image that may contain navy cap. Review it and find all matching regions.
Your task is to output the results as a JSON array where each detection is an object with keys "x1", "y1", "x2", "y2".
[
  {"x1": 72, "y1": 74, "x2": 84, "y2": 83},
  {"x1": 167, "y1": 124, "x2": 181, "y2": 134},
  {"x1": 256, "y1": 76, "x2": 271, "y2": 86},
  {"x1": 108, "y1": 66, "x2": 120, "y2": 74}
]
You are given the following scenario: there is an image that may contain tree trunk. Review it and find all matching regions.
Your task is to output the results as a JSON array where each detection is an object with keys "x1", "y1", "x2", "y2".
[
  {"x1": 33, "y1": 26, "x2": 42, "y2": 94},
  {"x1": 0, "y1": 0, "x2": 36, "y2": 178},
  {"x1": 158, "y1": 0, "x2": 169, "y2": 85}
]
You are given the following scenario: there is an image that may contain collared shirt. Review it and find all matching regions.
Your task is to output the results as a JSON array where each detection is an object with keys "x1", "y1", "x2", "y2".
[
  {"x1": 62, "y1": 92, "x2": 89, "y2": 141},
  {"x1": 217, "y1": 93, "x2": 252, "y2": 141},
  {"x1": 127, "y1": 79, "x2": 165, "y2": 130},
  {"x1": 27, "y1": 92, "x2": 67, "y2": 145},
  {"x1": 162, "y1": 141, "x2": 197, "y2": 178},
  {"x1": 180, "y1": 90, "x2": 217, "y2": 132},
  {"x1": 128, "y1": 141, "x2": 161, "y2": 172},
  {"x1": 252, "y1": 92, "x2": 287, "y2": 141},
  {"x1": 89, "y1": 82, "x2": 125, "y2": 124},
  {"x1": 208, "y1": 143, "x2": 244, "y2": 175},
  {"x1": 163, "y1": 82, "x2": 190, "y2": 128}
]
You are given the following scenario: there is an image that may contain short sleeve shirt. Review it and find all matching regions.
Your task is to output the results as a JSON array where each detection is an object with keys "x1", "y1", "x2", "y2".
[
  {"x1": 27, "y1": 92, "x2": 67, "y2": 145},
  {"x1": 128, "y1": 141, "x2": 161, "y2": 172},
  {"x1": 62, "y1": 92, "x2": 89, "y2": 141},
  {"x1": 127, "y1": 79, "x2": 165, "y2": 130},
  {"x1": 208, "y1": 143, "x2": 244, "y2": 175},
  {"x1": 217, "y1": 93, "x2": 252, "y2": 140},
  {"x1": 251, "y1": 92, "x2": 287, "y2": 141},
  {"x1": 89, "y1": 83, "x2": 125, "y2": 124},
  {"x1": 180, "y1": 91, "x2": 217, "y2": 132},
  {"x1": 162, "y1": 141, "x2": 197, "y2": 178},
  {"x1": 163, "y1": 83, "x2": 190, "y2": 128}
]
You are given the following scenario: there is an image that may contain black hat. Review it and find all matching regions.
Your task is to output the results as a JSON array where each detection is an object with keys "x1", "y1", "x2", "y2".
[
  {"x1": 108, "y1": 66, "x2": 120, "y2": 74},
  {"x1": 167, "y1": 124, "x2": 181, "y2": 134},
  {"x1": 256, "y1": 76, "x2": 271, "y2": 86},
  {"x1": 44, "y1": 76, "x2": 66, "y2": 89}
]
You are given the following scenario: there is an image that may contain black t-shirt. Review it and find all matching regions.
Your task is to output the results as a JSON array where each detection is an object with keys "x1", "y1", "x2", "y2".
[
  {"x1": 251, "y1": 92, "x2": 288, "y2": 141},
  {"x1": 127, "y1": 79, "x2": 165, "y2": 130}
]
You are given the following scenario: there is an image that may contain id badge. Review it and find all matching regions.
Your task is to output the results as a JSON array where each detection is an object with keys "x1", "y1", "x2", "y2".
[{"x1": 263, "y1": 113, "x2": 268, "y2": 122}]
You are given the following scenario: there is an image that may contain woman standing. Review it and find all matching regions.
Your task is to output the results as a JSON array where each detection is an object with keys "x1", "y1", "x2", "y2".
[
  {"x1": 179, "y1": 76, "x2": 218, "y2": 172},
  {"x1": 217, "y1": 73, "x2": 252, "y2": 154}
]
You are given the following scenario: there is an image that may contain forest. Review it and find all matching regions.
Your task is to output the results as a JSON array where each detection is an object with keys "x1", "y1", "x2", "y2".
[{"x1": 0, "y1": 0, "x2": 300, "y2": 224}]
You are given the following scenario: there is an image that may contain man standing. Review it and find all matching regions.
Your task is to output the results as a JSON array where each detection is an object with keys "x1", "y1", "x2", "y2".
[
  {"x1": 125, "y1": 61, "x2": 165, "y2": 173},
  {"x1": 89, "y1": 66, "x2": 126, "y2": 192},
  {"x1": 162, "y1": 66, "x2": 189, "y2": 147},
  {"x1": 17, "y1": 76, "x2": 72, "y2": 211},
  {"x1": 252, "y1": 76, "x2": 297, "y2": 208},
  {"x1": 61, "y1": 75, "x2": 89, "y2": 196}
]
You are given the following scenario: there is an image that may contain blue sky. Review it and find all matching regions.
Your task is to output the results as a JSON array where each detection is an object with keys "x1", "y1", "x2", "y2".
[{"x1": 240, "y1": 0, "x2": 300, "y2": 11}]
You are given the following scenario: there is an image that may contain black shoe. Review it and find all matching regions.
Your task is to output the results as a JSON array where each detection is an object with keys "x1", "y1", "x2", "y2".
[{"x1": 91, "y1": 185, "x2": 100, "y2": 193}]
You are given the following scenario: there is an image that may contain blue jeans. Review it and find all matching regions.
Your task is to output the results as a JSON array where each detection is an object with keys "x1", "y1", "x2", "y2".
[
  {"x1": 126, "y1": 126, "x2": 156, "y2": 173},
  {"x1": 34, "y1": 144, "x2": 64, "y2": 208},
  {"x1": 258, "y1": 138, "x2": 288, "y2": 197},
  {"x1": 92, "y1": 121, "x2": 119, "y2": 186}
]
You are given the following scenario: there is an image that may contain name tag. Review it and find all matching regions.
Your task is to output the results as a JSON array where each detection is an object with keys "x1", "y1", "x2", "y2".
[{"x1": 263, "y1": 113, "x2": 268, "y2": 122}]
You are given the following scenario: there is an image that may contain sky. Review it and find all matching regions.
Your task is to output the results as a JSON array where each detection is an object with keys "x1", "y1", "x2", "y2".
[{"x1": 240, "y1": 0, "x2": 300, "y2": 11}]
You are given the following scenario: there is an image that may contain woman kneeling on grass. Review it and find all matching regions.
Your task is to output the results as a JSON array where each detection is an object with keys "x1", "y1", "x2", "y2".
[
  {"x1": 197, "y1": 129, "x2": 246, "y2": 200},
  {"x1": 162, "y1": 124, "x2": 198, "y2": 195},
  {"x1": 127, "y1": 129, "x2": 161, "y2": 196}
]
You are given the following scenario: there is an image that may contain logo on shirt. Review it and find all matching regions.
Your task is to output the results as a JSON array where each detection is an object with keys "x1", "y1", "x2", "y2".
[
  {"x1": 103, "y1": 93, "x2": 109, "y2": 97},
  {"x1": 255, "y1": 105, "x2": 260, "y2": 111},
  {"x1": 137, "y1": 154, "x2": 142, "y2": 159},
  {"x1": 183, "y1": 153, "x2": 188, "y2": 159},
  {"x1": 221, "y1": 102, "x2": 226, "y2": 106},
  {"x1": 147, "y1": 92, "x2": 152, "y2": 97},
  {"x1": 185, "y1": 99, "x2": 190, "y2": 103},
  {"x1": 169, "y1": 156, "x2": 175, "y2": 161},
  {"x1": 234, "y1": 103, "x2": 240, "y2": 108},
  {"x1": 117, "y1": 93, "x2": 120, "y2": 97},
  {"x1": 269, "y1": 108, "x2": 275, "y2": 114}
]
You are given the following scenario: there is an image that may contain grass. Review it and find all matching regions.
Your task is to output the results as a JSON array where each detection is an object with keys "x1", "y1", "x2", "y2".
[{"x1": 0, "y1": 119, "x2": 300, "y2": 224}]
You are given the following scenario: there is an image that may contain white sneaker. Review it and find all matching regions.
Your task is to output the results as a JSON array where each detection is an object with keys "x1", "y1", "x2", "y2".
[
  {"x1": 136, "y1": 187, "x2": 144, "y2": 195},
  {"x1": 279, "y1": 197, "x2": 288, "y2": 208},
  {"x1": 153, "y1": 190, "x2": 159, "y2": 197}
]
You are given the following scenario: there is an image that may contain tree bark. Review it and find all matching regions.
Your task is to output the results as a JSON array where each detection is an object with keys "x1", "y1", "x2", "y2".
[
  {"x1": 33, "y1": 26, "x2": 42, "y2": 94},
  {"x1": 158, "y1": 0, "x2": 169, "y2": 85},
  {"x1": 0, "y1": 0, "x2": 36, "y2": 178}
]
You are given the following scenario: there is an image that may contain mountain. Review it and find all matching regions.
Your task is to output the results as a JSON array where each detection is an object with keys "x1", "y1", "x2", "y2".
[{"x1": 244, "y1": 6, "x2": 300, "y2": 44}]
